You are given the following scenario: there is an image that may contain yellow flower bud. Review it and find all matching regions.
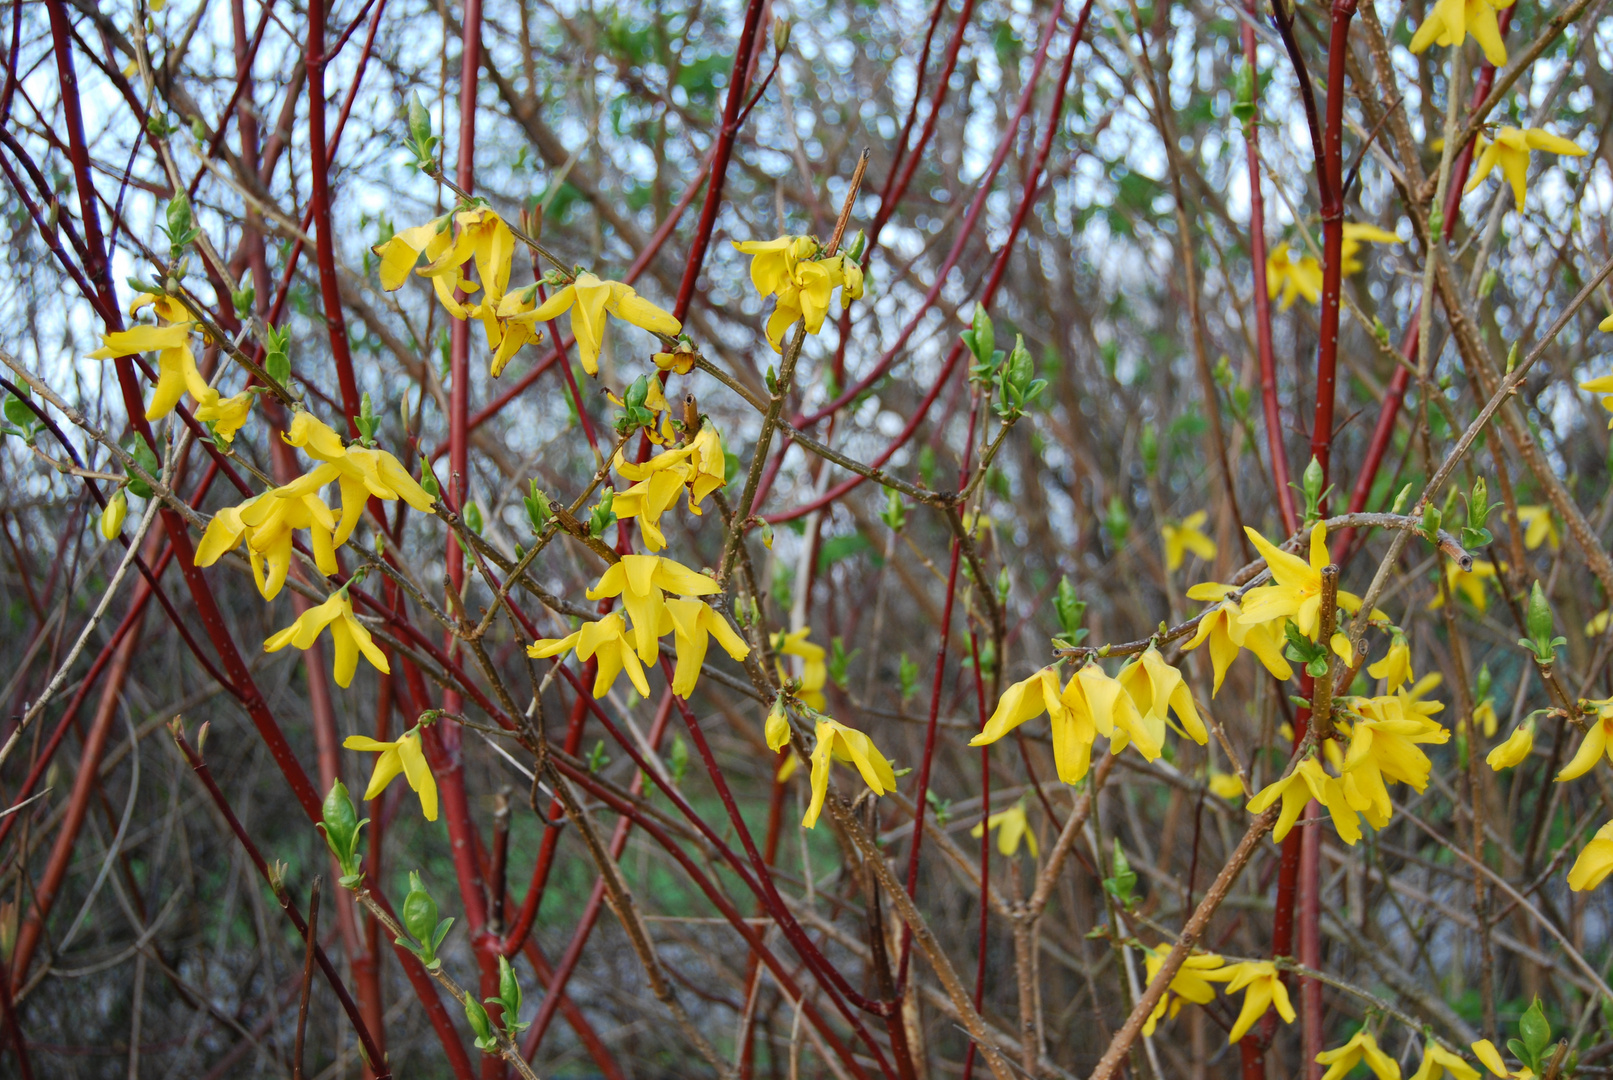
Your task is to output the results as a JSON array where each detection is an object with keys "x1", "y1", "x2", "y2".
[{"x1": 101, "y1": 490, "x2": 128, "y2": 540}]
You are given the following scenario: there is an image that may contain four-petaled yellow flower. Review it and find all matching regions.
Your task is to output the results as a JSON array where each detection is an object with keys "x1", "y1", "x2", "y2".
[
  {"x1": 659, "y1": 598, "x2": 750, "y2": 698},
  {"x1": 1317, "y1": 1029, "x2": 1402, "y2": 1080},
  {"x1": 1240, "y1": 523, "x2": 1361, "y2": 639},
  {"x1": 1203, "y1": 960, "x2": 1295, "y2": 1044},
  {"x1": 1341, "y1": 695, "x2": 1447, "y2": 827},
  {"x1": 195, "y1": 490, "x2": 340, "y2": 600},
  {"x1": 1568, "y1": 820, "x2": 1613, "y2": 891},
  {"x1": 971, "y1": 799, "x2": 1039, "y2": 857},
  {"x1": 803, "y1": 717, "x2": 895, "y2": 829},
  {"x1": 732, "y1": 236, "x2": 818, "y2": 296},
  {"x1": 1266, "y1": 248, "x2": 1322, "y2": 310},
  {"x1": 527, "y1": 612, "x2": 651, "y2": 699},
  {"x1": 1515, "y1": 505, "x2": 1557, "y2": 550},
  {"x1": 612, "y1": 466, "x2": 689, "y2": 552},
  {"x1": 1141, "y1": 946, "x2": 1225, "y2": 1036},
  {"x1": 502, "y1": 272, "x2": 680, "y2": 376},
  {"x1": 1183, "y1": 582, "x2": 1293, "y2": 695},
  {"x1": 732, "y1": 236, "x2": 864, "y2": 353},
  {"x1": 1465, "y1": 127, "x2": 1586, "y2": 212},
  {"x1": 1367, "y1": 633, "x2": 1412, "y2": 691},
  {"x1": 1118, "y1": 646, "x2": 1209, "y2": 752},
  {"x1": 264, "y1": 588, "x2": 391, "y2": 688},
  {"x1": 1555, "y1": 698, "x2": 1613, "y2": 781},
  {"x1": 1058, "y1": 662, "x2": 1141, "y2": 778},
  {"x1": 1410, "y1": 0, "x2": 1512, "y2": 65},
  {"x1": 194, "y1": 389, "x2": 254, "y2": 444},
  {"x1": 343, "y1": 729, "x2": 438, "y2": 821},
  {"x1": 1486, "y1": 719, "x2": 1534, "y2": 771},
  {"x1": 89, "y1": 324, "x2": 210, "y2": 421},
  {"x1": 773, "y1": 628, "x2": 829, "y2": 710},
  {"x1": 1161, "y1": 510, "x2": 1217, "y2": 571},
  {"x1": 1410, "y1": 1042, "x2": 1482, "y2": 1080},
  {"x1": 1248, "y1": 757, "x2": 1361, "y2": 845},
  {"x1": 273, "y1": 411, "x2": 436, "y2": 545}
]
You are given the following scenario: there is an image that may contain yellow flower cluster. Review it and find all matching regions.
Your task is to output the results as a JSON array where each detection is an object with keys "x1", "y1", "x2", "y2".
[
  {"x1": 528, "y1": 554, "x2": 748, "y2": 700},
  {"x1": 611, "y1": 419, "x2": 725, "y2": 551},
  {"x1": 970, "y1": 646, "x2": 1208, "y2": 785},
  {"x1": 1264, "y1": 224, "x2": 1399, "y2": 310},
  {"x1": 1137, "y1": 949, "x2": 1294, "y2": 1044},
  {"x1": 195, "y1": 411, "x2": 435, "y2": 617},
  {"x1": 731, "y1": 235, "x2": 865, "y2": 352},
  {"x1": 373, "y1": 206, "x2": 680, "y2": 376},
  {"x1": 88, "y1": 311, "x2": 254, "y2": 443}
]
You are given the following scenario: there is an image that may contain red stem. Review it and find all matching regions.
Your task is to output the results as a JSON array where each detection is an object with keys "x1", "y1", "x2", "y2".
[{"x1": 1243, "y1": 2, "x2": 1296, "y2": 535}]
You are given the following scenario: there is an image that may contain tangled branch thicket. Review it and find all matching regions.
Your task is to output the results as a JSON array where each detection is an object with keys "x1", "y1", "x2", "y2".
[{"x1": 6, "y1": 0, "x2": 1613, "y2": 1076}]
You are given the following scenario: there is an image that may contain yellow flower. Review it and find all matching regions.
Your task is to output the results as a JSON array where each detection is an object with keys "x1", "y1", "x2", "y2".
[
  {"x1": 1473, "y1": 697, "x2": 1498, "y2": 738},
  {"x1": 683, "y1": 422, "x2": 727, "y2": 512},
  {"x1": 1248, "y1": 757, "x2": 1361, "y2": 845},
  {"x1": 1602, "y1": 312, "x2": 1613, "y2": 333},
  {"x1": 803, "y1": 717, "x2": 895, "y2": 829},
  {"x1": 1140, "y1": 946, "x2": 1224, "y2": 1036},
  {"x1": 1589, "y1": 610, "x2": 1611, "y2": 636},
  {"x1": 504, "y1": 271, "x2": 680, "y2": 376},
  {"x1": 1240, "y1": 522, "x2": 1361, "y2": 639},
  {"x1": 1341, "y1": 696, "x2": 1447, "y2": 827},
  {"x1": 1515, "y1": 505, "x2": 1558, "y2": 550},
  {"x1": 1266, "y1": 248, "x2": 1323, "y2": 310},
  {"x1": 1472, "y1": 1038, "x2": 1534, "y2": 1079},
  {"x1": 1410, "y1": 0, "x2": 1512, "y2": 65},
  {"x1": 765, "y1": 699, "x2": 791, "y2": 751},
  {"x1": 1556, "y1": 699, "x2": 1613, "y2": 781},
  {"x1": 1060, "y1": 662, "x2": 1143, "y2": 775},
  {"x1": 1411, "y1": 1043, "x2": 1482, "y2": 1080},
  {"x1": 264, "y1": 589, "x2": 390, "y2": 688},
  {"x1": 193, "y1": 389, "x2": 254, "y2": 443},
  {"x1": 409, "y1": 207, "x2": 518, "y2": 358},
  {"x1": 761, "y1": 255, "x2": 860, "y2": 352},
  {"x1": 1161, "y1": 510, "x2": 1217, "y2": 571},
  {"x1": 89, "y1": 324, "x2": 212, "y2": 421},
  {"x1": 1118, "y1": 646, "x2": 1208, "y2": 748},
  {"x1": 272, "y1": 411, "x2": 436, "y2": 545},
  {"x1": 1183, "y1": 583, "x2": 1294, "y2": 694},
  {"x1": 1203, "y1": 960, "x2": 1294, "y2": 1044},
  {"x1": 1487, "y1": 719, "x2": 1534, "y2": 771},
  {"x1": 731, "y1": 235, "x2": 818, "y2": 296},
  {"x1": 1340, "y1": 223, "x2": 1402, "y2": 275},
  {"x1": 611, "y1": 468, "x2": 688, "y2": 552},
  {"x1": 585, "y1": 554, "x2": 720, "y2": 664},
  {"x1": 1428, "y1": 558, "x2": 1495, "y2": 613},
  {"x1": 1465, "y1": 126, "x2": 1587, "y2": 211},
  {"x1": 659, "y1": 598, "x2": 750, "y2": 698},
  {"x1": 527, "y1": 612, "x2": 651, "y2": 699},
  {"x1": 343, "y1": 730, "x2": 437, "y2": 821},
  {"x1": 1318, "y1": 1029, "x2": 1403, "y2": 1080},
  {"x1": 194, "y1": 491, "x2": 339, "y2": 600},
  {"x1": 773, "y1": 628, "x2": 829, "y2": 710},
  {"x1": 1367, "y1": 634, "x2": 1413, "y2": 691},
  {"x1": 1568, "y1": 820, "x2": 1613, "y2": 891},
  {"x1": 971, "y1": 799, "x2": 1039, "y2": 857},
  {"x1": 1208, "y1": 771, "x2": 1246, "y2": 800}
]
